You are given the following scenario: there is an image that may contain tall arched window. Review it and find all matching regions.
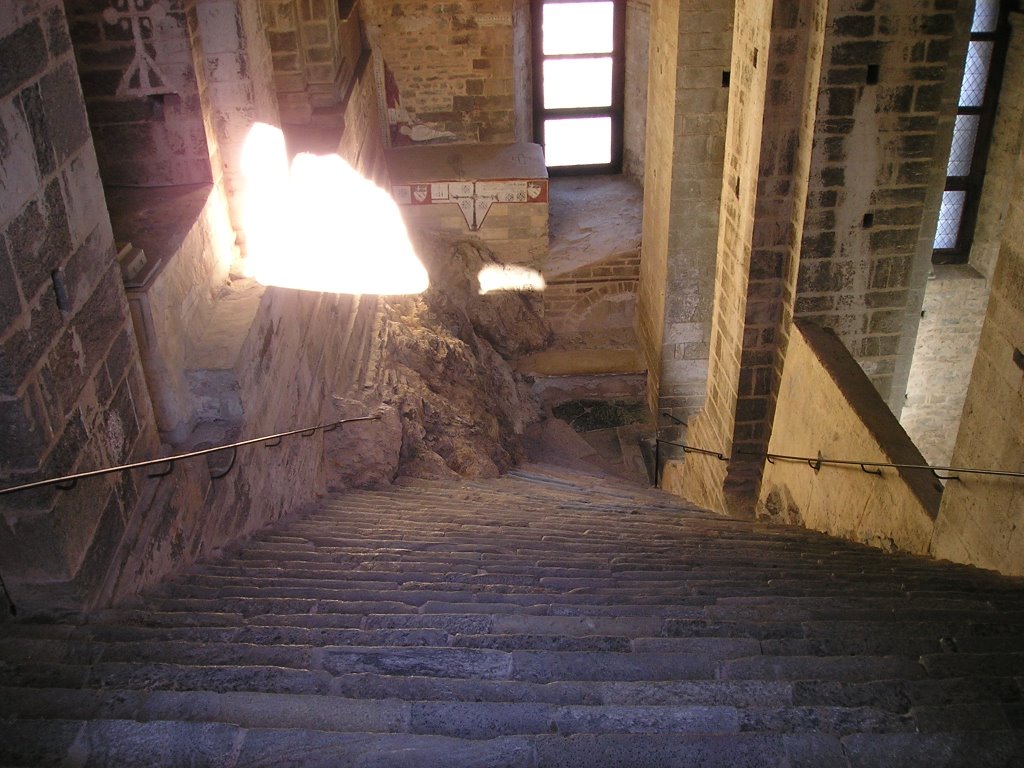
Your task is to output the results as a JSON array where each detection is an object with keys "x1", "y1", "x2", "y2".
[
  {"x1": 532, "y1": 0, "x2": 626, "y2": 174},
  {"x1": 933, "y1": 0, "x2": 1011, "y2": 262}
]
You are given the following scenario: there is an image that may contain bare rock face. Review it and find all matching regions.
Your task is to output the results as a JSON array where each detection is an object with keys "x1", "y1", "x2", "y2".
[
  {"x1": 423, "y1": 239, "x2": 552, "y2": 358},
  {"x1": 326, "y1": 238, "x2": 550, "y2": 489}
]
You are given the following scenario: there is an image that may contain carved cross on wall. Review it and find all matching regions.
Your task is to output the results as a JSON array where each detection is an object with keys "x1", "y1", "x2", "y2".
[{"x1": 102, "y1": 0, "x2": 171, "y2": 96}]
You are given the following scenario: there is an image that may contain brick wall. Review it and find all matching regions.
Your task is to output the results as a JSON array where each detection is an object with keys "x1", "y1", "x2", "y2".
[
  {"x1": 794, "y1": 0, "x2": 972, "y2": 412},
  {"x1": 361, "y1": 0, "x2": 517, "y2": 143},
  {"x1": 0, "y1": 2, "x2": 160, "y2": 604}
]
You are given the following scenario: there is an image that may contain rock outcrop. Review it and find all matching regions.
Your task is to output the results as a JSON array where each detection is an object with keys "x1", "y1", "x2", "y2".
[{"x1": 327, "y1": 239, "x2": 551, "y2": 488}]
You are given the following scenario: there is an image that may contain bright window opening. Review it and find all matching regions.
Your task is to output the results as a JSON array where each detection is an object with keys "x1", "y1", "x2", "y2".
[
  {"x1": 932, "y1": 0, "x2": 1009, "y2": 261},
  {"x1": 533, "y1": 0, "x2": 624, "y2": 174}
]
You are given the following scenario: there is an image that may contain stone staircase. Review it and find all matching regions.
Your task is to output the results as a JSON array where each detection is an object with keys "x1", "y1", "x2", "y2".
[{"x1": 2, "y1": 464, "x2": 1023, "y2": 766}]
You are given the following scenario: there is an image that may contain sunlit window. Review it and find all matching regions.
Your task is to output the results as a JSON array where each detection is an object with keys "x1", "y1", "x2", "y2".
[
  {"x1": 933, "y1": 0, "x2": 1009, "y2": 262},
  {"x1": 533, "y1": 0, "x2": 624, "y2": 174}
]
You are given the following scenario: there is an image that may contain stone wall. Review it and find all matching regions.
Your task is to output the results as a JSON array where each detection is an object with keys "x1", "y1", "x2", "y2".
[
  {"x1": 727, "y1": 0, "x2": 826, "y2": 495},
  {"x1": 794, "y1": 0, "x2": 972, "y2": 413},
  {"x1": 623, "y1": 0, "x2": 651, "y2": 183},
  {"x1": 970, "y1": 12, "x2": 1024, "y2": 281},
  {"x1": 64, "y1": 0, "x2": 212, "y2": 187},
  {"x1": 0, "y1": 1, "x2": 160, "y2": 607},
  {"x1": 190, "y1": 0, "x2": 280, "y2": 242},
  {"x1": 637, "y1": 0, "x2": 733, "y2": 421},
  {"x1": 261, "y1": 0, "x2": 367, "y2": 125},
  {"x1": 756, "y1": 321, "x2": 940, "y2": 555},
  {"x1": 361, "y1": 0, "x2": 517, "y2": 144},
  {"x1": 900, "y1": 265, "x2": 989, "y2": 467},
  {"x1": 930, "y1": 126, "x2": 1024, "y2": 578},
  {"x1": 387, "y1": 143, "x2": 549, "y2": 268}
]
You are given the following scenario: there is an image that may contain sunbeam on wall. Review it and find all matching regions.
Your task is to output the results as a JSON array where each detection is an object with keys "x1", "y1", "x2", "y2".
[
  {"x1": 477, "y1": 264, "x2": 547, "y2": 294},
  {"x1": 241, "y1": 123, "x2": 429, "y2": 295}
]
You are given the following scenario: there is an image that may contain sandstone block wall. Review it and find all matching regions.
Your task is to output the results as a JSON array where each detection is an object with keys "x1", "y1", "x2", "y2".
[
  {"x1": 0, "y1": 2, "x2": 160, "y2": 606},
  {"x1": 931, "y1": 119, "x2": 1024, "y2": 578},
  {"x1": 900, "y1": 265, "x2": 989, "y2": 467},
  {"x1": 970, "y1": 13, "x2": 1024, "y2": 281},
  {"x1": 727, "y1": 0, "x2": 826, "y2": 491},
  {"x1": 190, "y1": 0, "x2": 280, "y2": 241},
  {"x1": 387, "y1": 143, "x2": 549, "y2": 268},
  {"x1": 755, "y1": 321, "x2": 940, "y2": 555},
  {"x1": 623, "y1": 0, "x2": 651, "y2": 183},
  {"x1": 261, "y1": 0, "x2": 366, "y2": 125},
  {"x1": 361, "y1": 0, "x2": 518, "y2": 144}
]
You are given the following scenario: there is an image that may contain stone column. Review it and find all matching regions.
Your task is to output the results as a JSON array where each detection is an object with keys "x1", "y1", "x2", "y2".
[{"x1": 637, "y1": 0, "x2": 734, "y2": 423}]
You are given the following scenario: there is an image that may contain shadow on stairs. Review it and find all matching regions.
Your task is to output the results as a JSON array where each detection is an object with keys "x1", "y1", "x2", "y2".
[{"x1": 1, "y1": 464, "x2": 1023, "y2": 766}]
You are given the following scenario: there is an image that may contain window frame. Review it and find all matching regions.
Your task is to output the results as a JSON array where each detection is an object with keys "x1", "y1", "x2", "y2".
[
  {"x1": 933, "y1": 0, "x2": 1011, "y2": 264},
  {"x1": 531, "y1": 0, "x2": 626, "y2": 176}
]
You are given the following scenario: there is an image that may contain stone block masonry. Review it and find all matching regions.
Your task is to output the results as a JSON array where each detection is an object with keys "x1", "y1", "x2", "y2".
[
  {"x1": 637, "y1": 0, "x2": 733, "y2": 423},
  {"x1": 795, "y1": 0, "x2": 973, "y2": 413},
  {"x1": 360, "y1": 0, "x2": 518, "y2": 143},
  {"x1": 65, "y1": 0, "x2": 213, "y2": 187},
  {"x1": 0, "y1": 2, "x2": 160, "y2": 601},
  {"x1": 727, "y1": 0, "x2": 827, "y2": 500}
]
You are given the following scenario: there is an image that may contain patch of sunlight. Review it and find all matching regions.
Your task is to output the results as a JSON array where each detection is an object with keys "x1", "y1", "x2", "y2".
[
  {"x1": 477, "y1": 264, "x2": 546, "y2": 295},
  {"x1": 241, "y1": 122, "x2": 428, "y2": 295}
]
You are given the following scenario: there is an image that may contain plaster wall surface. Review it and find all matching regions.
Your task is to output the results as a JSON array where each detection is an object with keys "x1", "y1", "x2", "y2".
[
  {"x1": 755, "y1": 321, "x2": 940, "y2": 555},
  {"x1": 931, "y1": 128, "x2": 1024, "y2": 578}
]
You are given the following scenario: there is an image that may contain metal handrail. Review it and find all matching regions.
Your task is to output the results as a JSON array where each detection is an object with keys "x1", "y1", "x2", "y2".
[
  {"x1": 0, "y1": 414, "x2": 382, "y2": 497},
  {"x1": 653, "y1": 428, "x2": 1024, "y2": 487}
]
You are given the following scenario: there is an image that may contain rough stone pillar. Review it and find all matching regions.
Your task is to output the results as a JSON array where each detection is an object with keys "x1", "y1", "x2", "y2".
[{"x1": 637, "y1": 0, "x2": 734, "y2": 423}]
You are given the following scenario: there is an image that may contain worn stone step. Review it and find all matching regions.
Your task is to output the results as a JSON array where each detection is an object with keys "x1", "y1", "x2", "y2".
[{"x1": 0, "y1": 719, "x2": 540, "y2": 768}]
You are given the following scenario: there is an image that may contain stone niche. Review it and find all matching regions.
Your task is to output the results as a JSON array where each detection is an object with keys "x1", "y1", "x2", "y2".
[{"x1": 386, "y1": 142, "x2": 549, "y2": 267}]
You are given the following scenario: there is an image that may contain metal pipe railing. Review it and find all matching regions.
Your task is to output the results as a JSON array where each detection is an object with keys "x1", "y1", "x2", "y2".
[
  {"x1": 0, "y1": 412, "x2": 383, "y2": 616},
  {"x1": 0, "y1": 414, "x2": 382, "y2": 497},
  {"x1": 652, "y1": 412, "x2": 1024, "y2": 488}
]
